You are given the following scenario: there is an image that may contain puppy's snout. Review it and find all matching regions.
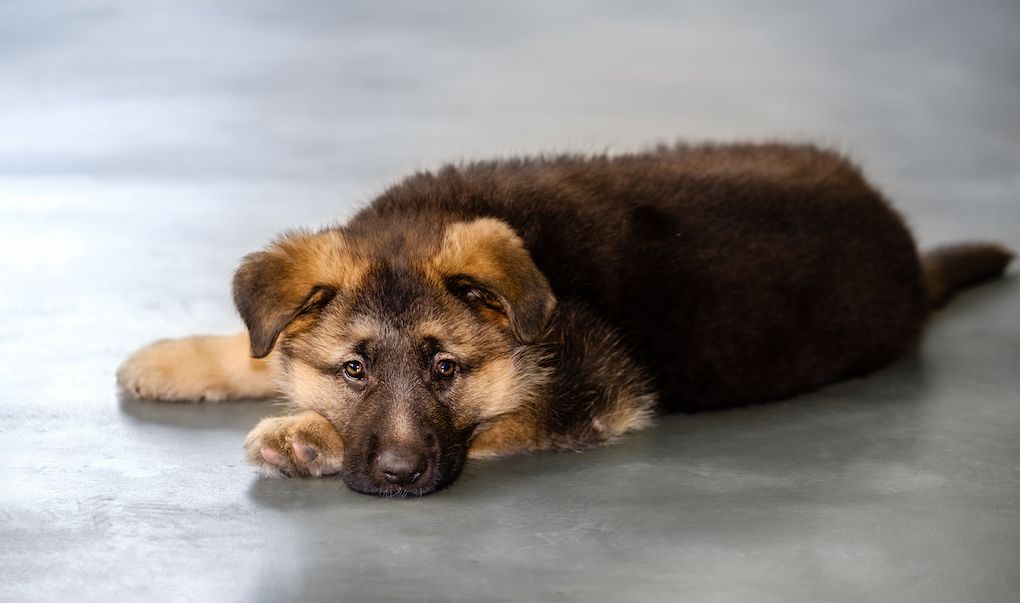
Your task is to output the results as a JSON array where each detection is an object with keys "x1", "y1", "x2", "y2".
[{"x1": 375, "y1": 447, "x2": 428, "y2": 487}]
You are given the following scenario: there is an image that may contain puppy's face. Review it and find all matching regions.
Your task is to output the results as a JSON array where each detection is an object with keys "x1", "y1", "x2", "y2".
[{"x1": 233, "y1": 218, "x2": 555, "y2": 496}]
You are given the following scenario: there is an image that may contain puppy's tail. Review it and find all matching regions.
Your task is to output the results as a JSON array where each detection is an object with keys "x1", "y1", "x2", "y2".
[{"x1": 921, "y1": 242, "x2": 1014, "y2": 309}]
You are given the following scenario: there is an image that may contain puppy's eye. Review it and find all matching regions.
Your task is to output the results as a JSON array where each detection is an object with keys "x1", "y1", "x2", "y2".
[
  {"x1": 342, "y1": 360, "x2": 366, "y2": 380},
  {"x1": 434, "y1": 359, "x2": 458, "y2": 380}
]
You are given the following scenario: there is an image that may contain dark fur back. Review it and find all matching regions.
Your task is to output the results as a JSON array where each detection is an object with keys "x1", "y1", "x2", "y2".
[{"x1": 352, "y1": 144, "x2": 934, "y2": 411}]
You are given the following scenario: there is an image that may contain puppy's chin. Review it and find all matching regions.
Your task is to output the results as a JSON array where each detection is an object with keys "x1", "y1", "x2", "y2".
[
  {"x1": 341, "y1": 474, "x2": 445, "y2": 497},
  {"x1": 340, "y1": 451, "x2": 467, "y2": 497}
]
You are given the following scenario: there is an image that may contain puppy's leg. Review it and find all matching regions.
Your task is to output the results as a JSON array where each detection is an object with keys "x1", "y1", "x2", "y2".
[
  {"x1": 244, "y1": 410, "x2": 344, "y2": 478},
  {"x1": 117, "y1": 332, "x2": 277, "y2": 401},
  {"x1": 468, "y1": 411, "x2": 544, "y2": 459}
]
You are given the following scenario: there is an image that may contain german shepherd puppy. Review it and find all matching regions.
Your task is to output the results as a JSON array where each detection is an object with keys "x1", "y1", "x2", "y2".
[{"x1": 117, "y1": 143, "x2": 1014, "y2": 496}]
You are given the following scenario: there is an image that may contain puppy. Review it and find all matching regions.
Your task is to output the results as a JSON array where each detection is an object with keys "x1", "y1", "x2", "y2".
[{"x1": 117, "y1": 143, "x2": 1014, "y2": 496}]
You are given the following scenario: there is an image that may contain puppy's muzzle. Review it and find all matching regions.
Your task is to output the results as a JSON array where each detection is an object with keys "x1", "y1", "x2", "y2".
[
  {"x1": 374, "y1": 446, "x2": 429, "y2": 487},
  {"x1": 342, "y1": 415, "x2": 466, "y2": 496}
]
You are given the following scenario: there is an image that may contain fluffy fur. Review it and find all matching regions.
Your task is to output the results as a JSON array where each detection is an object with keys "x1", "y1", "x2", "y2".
[{"x1": 118, "y1": 142, "x2": 1013, "y2": 496}]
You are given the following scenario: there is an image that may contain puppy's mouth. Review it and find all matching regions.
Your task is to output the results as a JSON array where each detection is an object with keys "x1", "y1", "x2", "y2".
[{"x1": 339, "y1": 442, "x2": 467, "y2": 497}]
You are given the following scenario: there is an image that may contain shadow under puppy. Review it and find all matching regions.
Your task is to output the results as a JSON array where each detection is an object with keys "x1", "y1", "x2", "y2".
[{"x1": 118, "y1": 143, "x2": 1014, "y2": 496}]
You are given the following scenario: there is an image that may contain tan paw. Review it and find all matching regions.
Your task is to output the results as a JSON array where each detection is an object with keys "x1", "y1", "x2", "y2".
[
  {"x1": 117, "y1": 333, "x2": 276, "y2": 401},
  {"x1": 244, "y1": 412, "x2": 344, "y2": 478}
]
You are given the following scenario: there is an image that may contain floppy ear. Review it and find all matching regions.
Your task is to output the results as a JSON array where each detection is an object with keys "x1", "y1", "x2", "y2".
[
  {"x1": 233, "y1": 229, "x2": 359, "y2": 358},
  {"x1": 430, "y1": 218, "x2": 556, "y2": 343}
]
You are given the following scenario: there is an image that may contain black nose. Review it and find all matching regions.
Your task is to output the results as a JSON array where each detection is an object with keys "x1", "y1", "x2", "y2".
[{"x1": 376, "y1": 448, "x2": 428, "y2": 486}]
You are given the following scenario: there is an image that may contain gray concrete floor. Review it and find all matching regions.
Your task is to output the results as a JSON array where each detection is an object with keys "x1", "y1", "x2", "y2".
[{"x1": 1, "y1": 1, "x2": 1019, "y2": 601}]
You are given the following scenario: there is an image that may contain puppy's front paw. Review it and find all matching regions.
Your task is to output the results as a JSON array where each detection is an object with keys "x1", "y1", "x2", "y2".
[
  {"x1": 117, "y1": 333, "x2": 275, "y2": 401},
  {"x1": 117, "y1": 337, "x2": 226, "y2": 401},
  {"x1": 244, "y1": 412, "x2": 344, "y2": 478}
]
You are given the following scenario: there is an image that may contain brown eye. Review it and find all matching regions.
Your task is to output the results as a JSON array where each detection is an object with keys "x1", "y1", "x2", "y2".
[
  {"x1": 342, "y1": 360, "x2": 365, "y2": 380},
  {"x1": 434, "y1": 359, "x2": 457, "y2": 380}
]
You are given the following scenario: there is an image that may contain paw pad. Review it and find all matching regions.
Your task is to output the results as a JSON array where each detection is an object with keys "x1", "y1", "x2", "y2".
[{"x1": 245, "y1": 414, "x2": 343, "y2": 478}]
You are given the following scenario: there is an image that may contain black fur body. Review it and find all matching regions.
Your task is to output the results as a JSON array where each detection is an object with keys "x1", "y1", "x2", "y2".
[{"x1": 358, "y1": 143, "x2": 945, "y2": 412}]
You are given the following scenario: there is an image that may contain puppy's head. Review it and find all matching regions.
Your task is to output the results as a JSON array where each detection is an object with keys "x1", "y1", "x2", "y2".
[{"x1": 234, "y1": 218, "x2": 555, "y2": 496}]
